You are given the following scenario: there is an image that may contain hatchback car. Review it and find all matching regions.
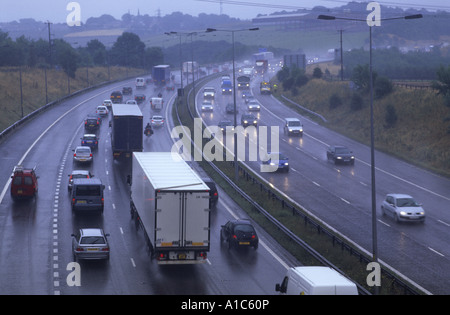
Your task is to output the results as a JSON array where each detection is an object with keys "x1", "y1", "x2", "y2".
[
  {"x1": 10, "y1": 165, "x2": 38, "y2": 201},
  {"x1": 284, "y1": 118, "x2": 303, "y2": 137},
  {"x1": 226, "y1": 103, "x2": 238, "y2": 114},
  {"x1": 73, "y1": 146, "x2": 93, "y2": 164},
  {"x1": 220, "y1": 219, "x2": 258, "y2": 249},
  {"x1": 84, "y1": 117, "x2": 100, "y2": 131},
  {"x1": 261, "y1": 152, "x2": 289, "y2": 172},
  {"x1": 201, "y1": 100, "x2": 214, "y2": 112},
  {"x1": 218, "y1": 120, "x2": 234, "y2": 133},
  {"x1": 102, "y1": 100, "x2": 112, "y2": 108},
  {"x1": 381, "y1": 194, "x2": 426, "y2": 223},
  {"x1": 122, "y1": 86, "x2": 132, "y2": 95},
  {"x1": 71, "y1": 228, "x2": 110, "y2": 261},
  {"x1": 81, "y1": 134, "x2": 99, "y2": 150},
  {"x1": 151, "y1": 115, "x2": 165, "y2": 128},
  {"x1": 241, "y1": 113, "x2": 258, "y2": 127},
  {"x1": 327, "y1": 145, "x2": 355, "y2": 165},
  {"x1": 247, "y1": 100, "x2": 261, "y2": 111},
  {"x1": 68, "y1": 170, "x2": 93, "y2": 190},
  {"x1": 96, "y1": 105, "x2": 108, "y2": 116},
  {"x1": 134, "y1": 94, "x2": 146, "y2": 104}
]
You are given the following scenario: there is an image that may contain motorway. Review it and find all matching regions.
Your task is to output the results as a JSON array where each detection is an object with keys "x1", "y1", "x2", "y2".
[
  {"x1": 0, "y1": 77, "x2": 300, "y2": 295},
  {"x1": 196, "y1": 71, "x2": 450, "y2": 295},
  {"x1": 1, "y1": 69, "x2": 449, "y2": 295}
]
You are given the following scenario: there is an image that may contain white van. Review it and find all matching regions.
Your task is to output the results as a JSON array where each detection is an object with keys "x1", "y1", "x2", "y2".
[
  {"x1": 275, "y1": 266, "x2": 358, "y2": 295},
  {"x1": 150, "y1": 97, "x2": 164, "y2": 111},
  {"x1": 135, "y1": 77, "x2": 146, "y2": 89}
]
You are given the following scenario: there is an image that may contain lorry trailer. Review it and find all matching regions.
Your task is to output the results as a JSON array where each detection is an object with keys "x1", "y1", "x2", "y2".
[
  {"x1": 110, "y1": 104, "x2": 143, "y2": 159},
  {"x1": 130, "y1": 152, "x2": 211, "y2": 264}
]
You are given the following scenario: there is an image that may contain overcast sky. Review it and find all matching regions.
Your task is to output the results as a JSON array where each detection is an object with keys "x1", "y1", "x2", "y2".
[{"x1": 1, "y1": 0, "x2": 449, "y2": 23}]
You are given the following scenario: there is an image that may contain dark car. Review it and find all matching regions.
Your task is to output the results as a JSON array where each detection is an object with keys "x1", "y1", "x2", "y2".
[
  {"x1": 261, "y1": 152, "x2": 289, "y2": 172},
  {"x1": 81, "y1": 134, "x2": 99, "y2": 150},
  {"x1": 84, "y1": 117, "x2": 100, "y2": 131},
  {"x1": 226, "y1": 103, "x2": 238, "y2": 114},
  {"x1": 110, "y1": 91, "x2": 123, "y2": 104},
  {"x1": 218, "y1": 120, "x2": 234, "y2": 132},
  {"x1": 202, "y1": 178, "x2": 218, "y2": 208},
  {"x1": 327, "y1": 145, "x2": 355, "y2": 165},
  {"x1": 134, "y1": 94, "x2": 146, "y2": 104},
  {"x1": 122, "y1": 86, "x2": 132, "y2": 95},
  {"x1": 241, "y1": 113, "x2": 258, "y2": 127},
  {"x1": 220, "y1": 219, "x2": 258, "y2": 249},
  {"x1": 10, "y1": 165, "x2": 38, "y2": 201}
]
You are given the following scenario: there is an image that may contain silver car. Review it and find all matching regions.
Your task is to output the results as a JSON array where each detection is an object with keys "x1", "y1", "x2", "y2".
[
  {"x1": 72, "y1": 228, "x2": 110, "y2": 261},
  {"x1": 151, "y1": 115, "x2": 165, "y2": 128},
  {"x1": 73, "y1": 146, "x2": 93, "y2": 164},
  {"x1": 381, "y1": 194, "x2": 426, "y2": 223},
  {"x1": 68, "y1": 170, "x2": 92, "y2": 190}
]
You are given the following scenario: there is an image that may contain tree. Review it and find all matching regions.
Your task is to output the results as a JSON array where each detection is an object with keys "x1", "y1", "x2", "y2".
[
  {"x1": 313, "y1": 67, "x2": 323, "y2": 79},
  {"x1": 54, "y1": 39, "x2": 79, "y2": 78},
  {"x1": 352, "y1": 64, "x2": 377, "y2": 93},
  {"x1": 432, "y1": 65, "x2": 450, "y2": 107},
  {"x1": 86, "y1": 39, "x2": 107, "y2": 65},
  {"x1": 110, "y1": 32, "x2": 145, "y2": 68}
]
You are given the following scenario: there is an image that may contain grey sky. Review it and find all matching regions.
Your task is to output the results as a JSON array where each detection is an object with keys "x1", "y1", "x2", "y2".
[{"x1": 1, "y1": 0, "x2": 449, "y2": 23}]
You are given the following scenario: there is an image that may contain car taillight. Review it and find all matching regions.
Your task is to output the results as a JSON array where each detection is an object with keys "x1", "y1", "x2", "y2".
[
  {"x1": 101, "y1": 198, "x2": 104, "y2": 205},
  {"x1": 251, "y1": 235, "x2": 256, "y2": 239},
  {"x1": 157, "y1": 253, "x2": 167, "y2": 261},
  {"x1": 232, "y1": 235, "x2": 237, "y2": 239},
  {"x1": 101, "y1": 247, "x2": 109, "y2": 252},
  {"x1": 73, "y1": 153, "x2": 76, "y2": 157},
  {"x1": 75, "y1": 247, "x2": 84, "y2": 252},
  {"x1": 90, "y1": 153, "x2": 93, "y2": 157}
]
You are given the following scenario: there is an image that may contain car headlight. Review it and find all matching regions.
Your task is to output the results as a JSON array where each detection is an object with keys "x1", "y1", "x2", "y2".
[
  {"x1": 337, "y1": 156, "x2": 342, "y2": 159},
  {"x1": 400, "y1": 211, "x2": 407, "y2": 216},
  {"x1": 244, "y1": 120, "x2": 248, "y2": 124},
  {"x1": 270, "y1": 162, "x2": 276, "y2": 166},
  {"x1": 284, "y1": 162, "x2": 289, "y2": 165},
  {"x1": 253, "y1": 121, "x2": 257, "y2": 124}
]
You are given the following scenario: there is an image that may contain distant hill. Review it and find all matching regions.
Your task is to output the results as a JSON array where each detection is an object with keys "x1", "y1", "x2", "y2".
[{"x1": 1, "y1": 2, "x2": 449, "y2": 49}]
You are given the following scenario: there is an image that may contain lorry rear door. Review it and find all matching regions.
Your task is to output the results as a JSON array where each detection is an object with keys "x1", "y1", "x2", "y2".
[
  {"x1": 156, "y1": 192, "x2": 182, "y2": 247},
  {"x1": 183, "y1": 192, "x2": 210, "y2": 247}
]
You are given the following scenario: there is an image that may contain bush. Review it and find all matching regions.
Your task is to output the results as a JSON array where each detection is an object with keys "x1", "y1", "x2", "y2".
[
  {"x1": 329, "y1": 93, "x2": 343, "y2": 109},
  {"x1": 385, "y1": 104, "x2": 398, "y2": 128},
  {"x1": 375, "y1": 76, "x2": 393, "y2": 99},
  {"x1": 350, "y1": 93, "x2": 364, "y2": 111}
]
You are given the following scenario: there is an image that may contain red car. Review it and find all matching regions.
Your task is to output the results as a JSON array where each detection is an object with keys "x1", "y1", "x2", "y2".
[{"x1": 10, "y1": 165, "x2": 39, "y2": 200}]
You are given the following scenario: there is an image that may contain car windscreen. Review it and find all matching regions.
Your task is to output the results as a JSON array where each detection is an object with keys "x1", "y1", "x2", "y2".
[
  {"x1": 288, "y1": 121, "x2": 301, "y2": 126},
  {"x1": 335, "y1": 147, "x2": 350, "y2": 154},
  {"x1": 75, "y1": 185, "x2": 101, "y2": 196},
  {"x1": 396, "y1": 198, "x2": 419, "y2": 207}
]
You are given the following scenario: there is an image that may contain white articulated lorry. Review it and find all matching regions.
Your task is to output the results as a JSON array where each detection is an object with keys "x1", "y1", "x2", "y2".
[{"x1": 130, "y1": 152, "x2": 211, "y2": 264}]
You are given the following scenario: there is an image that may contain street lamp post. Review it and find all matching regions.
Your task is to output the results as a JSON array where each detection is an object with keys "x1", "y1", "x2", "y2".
[
  {"x1": 206, "y1": 27, "x2": 259, "y2": 182},
  {"x1": 318, "y1": 13, "x2": 422, "y2": 287}
]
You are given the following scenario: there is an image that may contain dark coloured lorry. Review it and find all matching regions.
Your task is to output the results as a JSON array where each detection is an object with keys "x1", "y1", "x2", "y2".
[{"x1": 110, "y1": 104, "x2": 143, "y2": 159}]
